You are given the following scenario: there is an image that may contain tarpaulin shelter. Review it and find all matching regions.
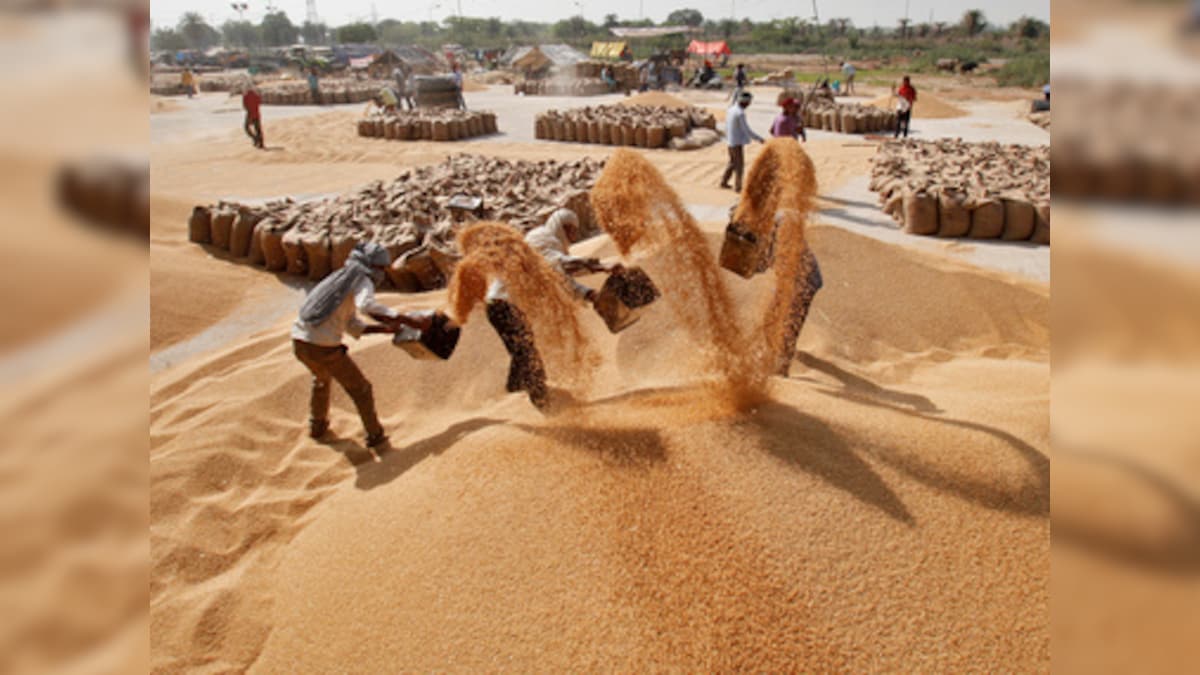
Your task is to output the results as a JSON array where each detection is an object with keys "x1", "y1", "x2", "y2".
[
  {"x1": 686, "y1": 40, "x2": 731, "y2": 56},
  {"x1": 590, "y1": 41, "x2": 631, "y2": 60}
]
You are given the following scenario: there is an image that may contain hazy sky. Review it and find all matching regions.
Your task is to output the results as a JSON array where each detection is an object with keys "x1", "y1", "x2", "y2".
[{"x1": 152, "y1": 0, "x2": 1049, "y2": 32}]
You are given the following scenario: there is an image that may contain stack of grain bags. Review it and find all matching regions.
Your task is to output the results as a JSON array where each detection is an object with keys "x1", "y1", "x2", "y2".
[
  {"x1": 534, "y1": 104, "x2": 719, "y2": 150},
  {"x1": 869, "y1": 139, "x2": 1050, "y2": 244},
  {"x1": 258, "y1": 79, "x2": 393, "y2": 105},
  {"x1": 805, "y1": 99, "x2": 898, "y2": 134},
  {"x1": 357, "y1": 109, "x2": 498, "y2": 141},
  {"x1": 515, "y1": 60, "x2": 639, "y2": 96},
  {"x1": 186, "y1": 155, "x2": 604, "y2": 291}
]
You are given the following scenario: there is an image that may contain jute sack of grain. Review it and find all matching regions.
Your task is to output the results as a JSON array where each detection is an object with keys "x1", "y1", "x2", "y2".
[
  {"x1": 647, "y1": 125, "x2": 666, "y2": 148},
  {"x1": 843, "y1": 111, "x2": 858, "y2": 134},
  {"x1": 188, "y1": 206, "x2": 212, "y2": 243},
  {"x1": 229, "y1": 209, "x2": 260, "y2": 257},
  {"x1": 385, "y1": 258, "x2": 420, "y2": 292},
  {"x1": 384, "y1": 120, "x2": 397, "y2": 139},
  {"x1": 483, "y1": 112, "x2": 497, "y2": 134},
  {"x1": 588, "y1": 121, "x2": 600, "y2": 144},
  {"x1": 331, "y1": 233, "x2": 360, "y2": 269},
  {"x1": 534, "y1": 116, "x2": 545, "y2": 139},
  {"x1": 575, "y1": 120, "x2": 588, "y2": 141},
  {"x1": 564, "y1": 120, "x2": 576, "y2": 142},
  {"x1": 374, "y1": 119, "x2": 386, "y2": 137},
  {"x1": 357, "y1": 119, "x2": 371, "y2": 137},
  {"x1": 551, "y1": 119, "x2": 564, "y2": 141},
  {"x1": 968, "y1": 197, "x2": 1005, "y2": 239},
  {"x1": 1032, "y1": 201, "x2": 1050, "y2": 245},
  {"x1": 668, "y1": 121, "x2": 687, "y2": 139},
  {"x1": 399, "y1": 121, "x2": 414, "y2": 140},
  {"x1": 260, "y1": 220, "x2": 288, "y2": 271},
  {"x1": 248, "y1": 225, "x2": 265, "y2": 265},
  {"x1": 937, "y1": 187, "x2": 971, "y2": 237},
  {"x1": 1001, "y1": 197, "x2": 1035, "y2": 241},
  {"x1": 210, "y1": 208, "x2": 236, "y2": 250},
  {"x1": 902, "y1": 190, "x2": 939, "y2": 235},
  {"x1": 281, "y1": 228, "x2": 308, "y2": 276},
  {"x1": 398, "y1": 247, "x2": 444, "y2": 290},
  {"x1": 622, "y1": 124, "x2": 636, "y2": 146},
  {"x1": 883, "y1": 192, "x2": 904, "y2": 220},
  {"x1": 302, "y1": 232, "x2": 332, "y2": 280},
  {"x1": 467, "y1": 116, "x2": 480, "y2": 137},
  {"x1": 831, "y1": 110, "x2": 842, "y2": 133},
  {"x1": 432, "y1": 120, "x2": 449, "y2": 141},
  {"x1": 609, "y1": 122, "x2": 623, "y2": 145},
  {"x1": 634, "y1": 126, "x2": 647, "y2": 147},
  {"x1": 420, "y1": 120, "x2": 433, "y2": 140}
]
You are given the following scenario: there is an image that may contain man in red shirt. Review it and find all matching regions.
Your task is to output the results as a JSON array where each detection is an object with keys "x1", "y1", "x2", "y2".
[
  {"x1": 242, "y1": 84, "x2": 264, "y2": 149},
  {"x1": 895, "y1": 75, "x2": 917, "y2": 138}
]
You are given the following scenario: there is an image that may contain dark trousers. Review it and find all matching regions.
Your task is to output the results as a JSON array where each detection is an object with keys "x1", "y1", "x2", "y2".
[
  {"x1": 310, "y1": 87, "x2": 321, "y2": 105},
  {"x1": 293, "y1": 340, "x2": 384, "y2": 439},
  {"x1": 244, "y1": 115, "x2": 263, "y2": 148},
  {"x1": 721, "y1": 145, "x2": 746, "y2": 190},
  {"x1": 486, "y1": 300, "x2": 548, "y2": 408},
  {"x1": 779, "y1": 248, "x2": 824, "y2": 375},
  {"x1": 895, "y1": 110, "x2": 912, "y2": 138}
]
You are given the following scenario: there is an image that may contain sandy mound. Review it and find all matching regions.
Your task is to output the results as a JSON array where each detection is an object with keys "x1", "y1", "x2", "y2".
[
  {"x1": 869, "y1": 92, "x2": 967, "y2": 119},
  {"x1": 461, "y1": 80, "x2": 488, "y2": 92},
  {"x1": 619, "y1": 91, "x2": 693, "y2": 109},
  {"x1": 151, "y1": 221, "x2": 1048, "y2": 671}
]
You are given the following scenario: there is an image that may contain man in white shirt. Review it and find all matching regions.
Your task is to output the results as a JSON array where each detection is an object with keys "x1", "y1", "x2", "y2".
[
  {"x1": 291, "y1": 242, "x2": 425, "y2": 447},
  {"x1": 841, "y1": 61, "x2": 857, "y2": 95},
  {"x1": 484, "y1": 209, "x2": 604, "y2": 409},
  {"x1": 720, "y1": 91, "x2": 765, "y2": 192}
]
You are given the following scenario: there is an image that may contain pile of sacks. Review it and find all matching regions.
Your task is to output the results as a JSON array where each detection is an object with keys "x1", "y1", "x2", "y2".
[
  {"x1": 150, "y1": 72, "x2": 247, "y2": 96},
  {"x1": 1051, "y1": 79, "x2": 1198, "y2": 204},
  {"x1": 257, "y1": 79, "x2": 393, "y2": 105},
  {"x1": 186, "y1": 155, "x2": 604, "y2": 291},
  {"x1": 515, "y1": 60, "x2": 639, "y2": 96},
  {"x1": 534, "y1": 104, "x2": 719, "y2": 150},
  {"x1": 869, "y1": 139, "x2": 1051, "y2": 244},
  {"x1": 357, "y1": 109, "x2": 498, "y2": 141},
  {"x1": 806, "y1": 100, "x2": 898, "y2": 134}
]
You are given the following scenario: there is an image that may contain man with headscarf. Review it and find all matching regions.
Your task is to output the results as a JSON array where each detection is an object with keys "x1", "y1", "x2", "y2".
[
  {"x1": 291, "y1": 242, "x2": 426, "y2": 447},
  {"x1": 484, "y1": 208, "x2": 605, "y2": 409}
]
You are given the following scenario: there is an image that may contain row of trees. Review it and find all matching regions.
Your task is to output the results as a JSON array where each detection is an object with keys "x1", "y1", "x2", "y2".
[{"x1": 151, "y1": 9, "x2": 1047, "y2": 54}]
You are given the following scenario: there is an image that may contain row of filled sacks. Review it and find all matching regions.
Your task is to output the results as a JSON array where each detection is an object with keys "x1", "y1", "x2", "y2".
[
  {"x1": 260, "y1": 86, "x2": 379, "y2": 106},
  {"x1": 535, "y1": 117, "x2": 672, "y2": 147},
  {"x1": 807, "y1": 105, "x2": 898, "y2": 134},
  {"x1": 1050, "y1": 149, "x2": 1200, "y2": 204},
  {"x1": 357, "y1": 112, "x2": 498, "y2": 141},
  {"x1": 186, "y1": 205, "x2": 458, "y2": 291},
  {"x1": 57, "y1": 157, "x2": 149, "y2": 239},
  {"x1": 877, "y1": 187, "x2": 1050, "y2": 244},
  {"x1": 515, "y1": 79, "x2": 621, "y2": 96}
]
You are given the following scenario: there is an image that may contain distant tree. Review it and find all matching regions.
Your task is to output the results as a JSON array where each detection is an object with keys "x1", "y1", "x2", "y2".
[
  {"x1": 301, "y1": 21, "x2": 328, "y2": 45},
  {"x1": 717, "y1": 18, "x2": 737, "y2": 39},
  {"x1": 897, "y1": 18, "x2": 910, "y2": 40},
  {"x1": 337, "y1": 22, "x2": 378, "y2": 44},
  {"x1": 552, "y1": 16, "x2": 596, "y2": 42},
  {"x1": 604, "y1": 13, "x2": 619, "y2": 29},
  {"x1": 221, "y1": 20, "x2": 260, "y2": 48},
  {"x1": 261, "y1": 11, "x2": 299, "y2": 46},
  {"x1": 1012, "y1": 16, "x2": 1047, "y2": 39},
  {"x1": 960, "y1": 9, "x2": 986, "y2": 37},
  {"x1": 178, "y1": 12, "x2": 220, "y2": 50},
  {"x1": 151, "y1": 27, "x2": 188, "y2": 52},
  {"x1": 665, "y1": 8, "x2": 704, "y2": 27}
]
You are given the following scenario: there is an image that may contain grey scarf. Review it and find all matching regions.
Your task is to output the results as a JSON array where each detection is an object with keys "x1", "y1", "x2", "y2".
[{"x1": 298, "y1": 242, "x2": 389, "y2": 324}]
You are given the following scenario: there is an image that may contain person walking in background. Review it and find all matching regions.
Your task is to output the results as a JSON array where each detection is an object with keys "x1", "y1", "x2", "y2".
[
  {"x1": 894, "y1": 75, "x2": 917, "y2": 138},
  {"x1": 242, "y1": 83, "x2": 263, "y2": 149},
  {"x1": 841, "y1": 61, "x2": 857, "y2": 96},
  {"x1": 392, "y1": 64, "x2": 413, "y2": 110},
  {"x1": 452, "y1": 63, "x2": 466, "y2": 109},
  {"x1": 732, "y1": 62, "x2": 748, "y2": 101},
  {"x1": 770, "y1": 97, "x2": 806, "y2": 142},
  {"x1": 181, "y1": 67, "x2": 196, "y2": 98},
  {"x1": 307, "y1": 66, "x2": 321, "y2": 105},
  {"x1": 720, "y1": 91, "x2": 764, "y2": 191}
]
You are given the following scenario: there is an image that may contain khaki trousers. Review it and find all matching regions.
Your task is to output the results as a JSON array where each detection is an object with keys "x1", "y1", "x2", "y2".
[{"x1": 292, "y1": 340, "x2": 383, "y2": 438}]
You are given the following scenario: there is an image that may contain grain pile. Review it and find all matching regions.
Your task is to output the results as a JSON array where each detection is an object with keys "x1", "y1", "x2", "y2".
[
  {"x1": 516, "y1": 60, "x2": 639, "y2": 96},
  {"x1": 805, "y1": 99, "x2": 898, "y2": 135},
  {"x1": 535, "y1": 104, "x2": 718, "y2": 150},
  {"x1": 1051, "y1": 79, "x2": 1199, "y2": 204},
  {"x1": 56, "y1": 156, "x2": 149, "y2": 239},
  {"x1": 869, "y1": 139, "x2": 1050, "y2": 244},
  {"x1": 186, "y1": 155, "x2": 604, "y2": 291},
  {"x1": 356, "y1": 109, "x2": 498, "y2": 141},
  {"x1": 868, "y1": 91, "x2": 967, "y2": 119},
  {"x1": 1027, "y1": 110, "x2": 1050, "y2": 130}
]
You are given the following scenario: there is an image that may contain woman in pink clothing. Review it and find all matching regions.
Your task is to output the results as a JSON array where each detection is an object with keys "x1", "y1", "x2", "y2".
[{"x1": 770, "y1": 97, "x2": 807, "y2": 142}]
